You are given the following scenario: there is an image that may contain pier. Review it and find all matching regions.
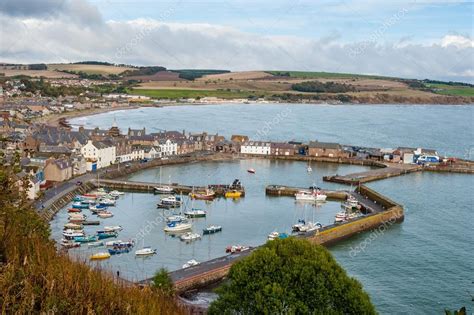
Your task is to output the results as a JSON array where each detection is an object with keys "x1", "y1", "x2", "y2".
[
  {"x1": 92, "y1": 179, "x2": 245, "y2": 197},
  {"x1": 323, "y1": 163, "x2": 421, "y2": 184}
]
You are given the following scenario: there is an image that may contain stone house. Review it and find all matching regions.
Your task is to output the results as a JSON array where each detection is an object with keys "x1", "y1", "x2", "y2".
[
  {"x1": 44, "y1": 157, "x2": 73, "y2": 182},
  {"x1": 270, "y1": 142, "x2": 296, "y2": 156},
  {"x1": 307, "y1": 141, "x2": 349, "y2": 158}
]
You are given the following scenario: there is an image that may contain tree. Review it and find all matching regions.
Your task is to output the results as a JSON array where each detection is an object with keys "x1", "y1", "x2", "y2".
[
  {"x1": 152, "y1": 267, "x2": 174, "y2": 296},
  {"x1": 209, "y1": 238, "x2": 376, "y2": 314}
]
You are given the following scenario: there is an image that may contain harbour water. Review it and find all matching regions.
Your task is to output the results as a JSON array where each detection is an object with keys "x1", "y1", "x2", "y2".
[{"x1": 58, "y1": 104, "x2": 474, "y2": 313}]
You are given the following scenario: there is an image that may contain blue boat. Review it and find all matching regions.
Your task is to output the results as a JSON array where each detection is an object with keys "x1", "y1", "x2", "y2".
[
  {"x1": 74, "y1": 235, "x2": 98, "y2": 243},
  {"x1": 72, "y1": 202, "x2": 89, "y2": 209},
  {"x1": 108, "y1": 247, "x2": 130, "y2": 255},
  {"x1": 97, "y1": 232, "x2": 118, "y2": 240},
  {"x1": 73, "y1": 196, "x2": 84, "y2": 202}
]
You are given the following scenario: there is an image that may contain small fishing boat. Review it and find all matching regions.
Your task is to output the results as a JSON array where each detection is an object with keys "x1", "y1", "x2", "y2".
[
  {"x1": 80, "y1": 199, "x2": 96, "y2": 204},
  {"x1": 267, "y1": 231, "x2": 280, "y2": 240},
  {"x1": 89, "y1": 204, "x2": 107, "y2": 213},
  {"x1": 73, "y1": 196, "x2": 84, "y2": 202},
  {"x1": 135, "y1": 247, "x2": 157, "y2": 256},
  {"x1": 97, "y1": 211, "x2": 114, "y2": 218},
  {"x1": 88, "y1": 241, "x2": 104, "y2": 247},
  {"x1": 68, "y1": 208, "x2": 82, "y2": 213},
  {"x1": 166, "y1": 215, "x2": 186, "y2": 223},
  {"x1": 109, "y1": 190, "x2": 125, "y2": 197},
  {"x1": 184, "y1": 208, "x2": 207, "y2": 218},
  {"x1": 203, "y1": 225, "x2": 222, "y2": 235},
  {"x1": 68, "y1": 219, "x2": 85, "y2": 224},
  {"x1": 247, "y1": 168, "x2": 256, "y2": 174},
  {"x1": 63, "y1": 229, "x2": 84, "y2": 238},
  {"x1": 68, "y1": 213, "x2": 87, "y2": 220},
  {"x1": 60, "y1": 239, "x2": 81, "y2": 248},
  {"x1": 105, "y1": 240, "x2": 134, "y2": 248},
  {"x1": 224, "y1": 190, "x2": 242, "y2": 198},
  {"x1": 154, "y1": 186, "x2": 174, "y2": 194},
  {"x1": 72, "y1": 202, "x2": 89, "y2": 209},
  {"x1": 97, "y1": 231, "x2": 118, "y2": 240},
  {"x1": 226, "y1": 245, "x2": 250, "y2": 253},
  {"x1": 90, "y1": 252, "x2": 111, "y2": 260},
  {"x1": 98, "y1": 198, "x2": 116, "y2": 206},
  {"x1": 180, "y1": 232, "x2": 201, "y2": 242},
  {"x1": 74, "y1": 235, "x2": 98, "y2": 243},
  {"x1": 164, "y1": 221, "x2": 192, "y2": 232},
  {"x1": 82, "y1": 220, "x2": 101, "y2": 225},
  {"x1": 299, "y1": 222, "x2": 322, "y2": 233},
  {"x1": 292, "y1": 219, "x2": 306, "y2": 232},
  {"x1": 64, "y1": 223, "x2": 82, "y2": 230},
  {"x1": 295, "y1": 189, "x2": 327, "y2": 202},
  {"x1": 190, "y1": 188, "x2": 215, "y2": 200},
  {"x1": 104, "y1": 225, "x2": 123, "y2": 232},
  {"x1": 334, "y1": 211, "x2": 347, "y2": 223},
  {"x1": 182, "y1": 259, "x2": 200, "y2": 269},
  {"x1": 108, "y1": 247, "x2": 130, "y2": 255},
  {"x1": 82, "y1": 193, "x2": 97, "y2": 198},
  {"x1": 160, "y1": 195, "x2": 181, "y2": 205}
]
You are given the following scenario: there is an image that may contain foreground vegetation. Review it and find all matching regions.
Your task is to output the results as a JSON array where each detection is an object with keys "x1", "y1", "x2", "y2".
[
  {"x1": 0, "y1": 162, "x2": 181, "y2": 314},
  {"x1": 209, "y1": 238, "x2": 376, "y2": 314}
]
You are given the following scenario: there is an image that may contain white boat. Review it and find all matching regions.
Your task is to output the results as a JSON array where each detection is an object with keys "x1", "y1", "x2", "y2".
[
  {"x1": 166, "y1": 215, "x2": 186, "y2": 223},
  {"x1": 335, "y1": 211, "x2": 347, "y2": 223},
  {"x1": 104, "y1": 225, "x2": 123, "y2": 232},
  {"x1": 135, "y1": 247, "x2": 157, "y2": 256},
  {"x1": 64, "y1": 223, "x2": 82, "y2": 230},
  {"x1": 63, "y1": 229, "x2": 84, "y2": 238},
  {"x1": 299, "y1": 222, "x2": 322, "y2": 233},
  {"x1": 164, "y1": 221, "x2": 192, "y2": 232},
  {"x1": 98, "y1": 198, "x2": 116, "y2": 206},
  {"x1": 295, "y1": 189, "x2": 327, "y2": 202},
  {"x1": 247, "y1": 168, "x2": 256, "y2": 174},
  {"x1": 268, "y1": 231, "x2": 280, "y2": 240},
  {"x1": 105, "y1": 240, "x2": 123, "y2": 247},
  {"x1": 226, "y1": 245, "x2": 250, "y2": 253},
  {"x1": 307, "y1": 163, "x2": 312, "y2": 173},
  {"x1": 182, "y1": 259, "x2": 200, "y2": 269},
  {"x1": 160, "y1": 195, "x2": 181, "y2": 205},
  {"x1": 88, "y1": 241, "x2": 104, "y2": 247},
  {"x1": 68, "y1": 213, "x2": 86, "y2": 219},
  {"x1": 98, "y1": 211, "x2": 114, "y2": 218},
  {"x1": 180, "y1": 232, "x2": 201, "y2": 242},
  {"x1": 109, "y1": 190, "x2": 125, "y2": 197},
  {"x1": 203, "y1": 225, "x2": 222, "y2": 235},
  {"x1": 154, "y1": 186, "x2": 174, "y2": 194},
  {"x1": 343, "y1": 195, "x2": 359, "y2": 209},
  {"x1": 184, "y1": 209, "x2": 207, "y2": 218}
]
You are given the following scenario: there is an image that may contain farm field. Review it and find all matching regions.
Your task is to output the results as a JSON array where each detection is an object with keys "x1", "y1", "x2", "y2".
[
  {"x1": 0, "y1": 69, "x2": 77, "y2": 78},
  {"x1": 48, "y1": 64, "x2": 134, "y2": 75},
  {"x1": 425, "y1": 83, "x2": 474, "y2": 97}
]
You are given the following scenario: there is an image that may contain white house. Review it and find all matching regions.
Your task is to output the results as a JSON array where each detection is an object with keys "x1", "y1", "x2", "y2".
[
  {"x1": 81, "y1": 140, "x2": 116, "y2": 170},
  {"x1": 158, "y1": 139, "x2": 177, "y2": 157},
  {"x1": 143, "y1": 146, "x2": 161, "y2": 159},
  {"x1": 240, "y1": 141, "x2": 271, "y2": 155}
]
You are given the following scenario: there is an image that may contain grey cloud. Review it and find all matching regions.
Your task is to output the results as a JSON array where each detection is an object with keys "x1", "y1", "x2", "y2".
[{"x1": 0, "y1": 15, "x2": 472, "y2": 83}]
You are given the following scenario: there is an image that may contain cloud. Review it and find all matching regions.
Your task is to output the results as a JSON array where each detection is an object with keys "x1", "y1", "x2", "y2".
[{"x1": 0, "y1": 6, "x2": 472, "y2": 83}]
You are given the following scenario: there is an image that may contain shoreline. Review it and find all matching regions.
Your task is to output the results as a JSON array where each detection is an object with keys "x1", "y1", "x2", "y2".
[{"x1": 39, "y1": 101, "x2": 473, "y2": 127}]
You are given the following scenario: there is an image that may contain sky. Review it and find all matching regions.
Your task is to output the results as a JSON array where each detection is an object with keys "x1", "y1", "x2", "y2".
[{"x1": 0, "y1": 0, "x2": 473, "y2": 82}]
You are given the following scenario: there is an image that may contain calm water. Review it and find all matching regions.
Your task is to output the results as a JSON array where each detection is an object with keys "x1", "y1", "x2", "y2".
[
  {"x1": 70, "y1": 104, "x2": 474, "y2": 158},
  {"x1": 57, "y1": 104, "x2": 474, "y2": 314}
]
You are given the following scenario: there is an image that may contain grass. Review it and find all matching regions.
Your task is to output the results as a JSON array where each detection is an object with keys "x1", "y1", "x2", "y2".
[
  {"x1": 266, "y1": 70, "x2": 395, "y2": 80},
  {"x1": 424, "y1": 83, "x2": 474, "y2": 97},
  {"x1": 130, "y1": 88, "x2": 266, "y2": 99}
]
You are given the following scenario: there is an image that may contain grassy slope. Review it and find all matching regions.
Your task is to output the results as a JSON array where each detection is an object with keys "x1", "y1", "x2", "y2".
[
  {"x1": 266, "y1": 70, "x2": 395, "y2": 80},
  {"x1": 424, "y1": 83, "x2": 474, "y2": 97},
  {"x1": 48, "y1": 64, "x2": 133, "y2": 75}
]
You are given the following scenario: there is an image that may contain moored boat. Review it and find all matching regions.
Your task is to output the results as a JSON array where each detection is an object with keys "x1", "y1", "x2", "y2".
[
  {"x1": 226, "y1": 245, "x2": 250, "y2": 253},
  {"x1": 108, "y1": 247, "x2": 130, "y2": 255},
  {"x1": 182, "y1": 259, "x2": 200, "y2": 269},
  {"x1": 74, "y1": 235, "x2": 98, "y2": 243},
  {"x1": 154, "y1": 185, "x2": 174, "y2": 194},
  {"x1": 203, "y1": 225, "x2": 222, "y2": 235},
  {"x1": 135, "y1": 247, "x2": 157, "y2": 256},
  {"x1": 64, "y1": 223, "x2": 82, "y2": 230},
  {"x1": 166, "y1": 215, "x2": 186, "y2": 223},
  {"x1": 104, "y1": 225, "x2": 123, "y2": 232},
  {"x1": 88, "y1": 241, "x2": 104, "y2": 247},
  {"x1": 67, "y1": 208, "x2": 82, "y2": 213},
  {"x1": 164, "y1": 221, "x2": 192, "y2": 232},
  {"x1": 63, "y1": 229, "x2": 84, "y2": 238},
  {"x1": 60, "y1": 239, "x2": 81, "y2": 248},
  {"x1": 97, "y1": 211, "x2": 114, "y2": 218},
  {"x1": 82, "y1": 220, "x2": 101, "y2": 225},
  {"x1": 72, "y1": 202, "x2": 89, "y2": 209},
  {"x1": 224, "y1": 190, "x2": 242, "y2": 198},
  {"x1": 247, "y1": 168, "x2": 256, "y2": 174},
  {"x1": 295, "y1": 189, "x2": 327, "y2": 202},
  {"x1": 97, "y1": 231, "x2": 118, "y2": 240},
  {"x1": 184, "y1": 208, "x2": 207, "y2": 218},
  {"x1": 90, "y1": 252, "x2": 111, "y2": 260},
  {"x1": 180, "y1": 232, "x2": 201, "y2": 242},
  {"x1": 190, "y1": 188, "x2": 215, "y2": 200},
  {"x1": 109, "y1": 190, "x2": 125, "y2": 197}
]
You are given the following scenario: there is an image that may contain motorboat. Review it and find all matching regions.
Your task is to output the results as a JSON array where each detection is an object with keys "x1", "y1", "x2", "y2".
[
  {"x1": 74, "y1": 235, "x2": 98, "y2": 243},
  {"x1": 226, "y1": 245, "x2": 250, "y2": 253},
  {"x1": 97, "y1": 231, "x2": 118, "y2": 240},
  {"x1": 89, "y1": 204, "x2": 107, "y2": 213},
  {"x1": 184, "y1": 209, "x2": 207, "y2": 218},
  {"x1": 68, "y1": 213, "x2": 87, "y2": 220},
  {"x1": 180, "y1": 232, "x2": 201, "y2": 242},
  {"x1": 344, "y1": 195, "x2": 359, "y2": 209},
  {"x1": 104, "y1": 225, "x2": 123, "y2": 232},
  {"x1": 203, "y1": 225, "x2": 222, "y2": 235},
  {"x1": 90, "y1": 252, "x2": 111, "y2": 260},
  {"x1": 135, "y1": 247, "x2": 157, "y2": 256},
  {"x1": 73, "y1": 196, "x2": 84, "y2": 202},
  {"x1": 80, "y1": 199, "x2": 96, "y2": 205},
  {"x1": 105, "y1": 240, "x2": 134, "y2": 248},
  {"x1": 88, "y1": 241, "x2": 104, "y2": 247},
  {"x1": 82, "y1": 220, "x2": 100, "y2": 225},
  {"x1": 157, "y1": 202, "x2": 180, "y2": 209},
  {"x1": 166, "y1": 215, "x2": 187, "y2": 223},
  {"x1": 247, "y1": 168, "x2": 256, "y2": 174},
  {"x1": 108, "y1": 247, "x2": 130, "y2": 255},
  {"x1": 63, "y1": 229, "x2": 84, "y2": 238},
  {"x1": 154, "y1": 185, "x2": 174, "y2": 194},
  {"x1": 298, "y1": 222, "x2": 322, "y2": 233},
  {"x1": 160, "y1": 195, "x2": 181, "y2": 205},
  {"x1": 109, "y1": 190, "x2": 125, "y2": 197},
  {"x1": 64, "y1": 223, "x2": 82, "y2": 230},
  {"x1": 182, "y1": 259, "x2": 200, "y2": 269},
  {"x1": 71, "y1": 202, "x2": 89, "y2": 209},
  {"x1": 335, "y1": 211, "x2": 347, "y2": 223},
  {"x1": 97, "y1": 211, "x2": 114, "y2": 218},
  {"x1": 98, "y1": 198, "x2": 116, "y2": 206},
  {"x1": 67, "y1": 208, "x2": 82, "y2": 213},
  {"x1": 295, "y1": 189, "x2": 327, "y2": 202},
  {"x1": 292, "y1": 219, "x2": 306, "y2": 232},
  {"x1": 60, "y1": 239, "x2": 81, "y2": 248},
  {"x1": 164, "y1": 221, "x2": 192, "y2": 232},
  {"x1": 224, "y1": 190, "x2": 242, "y2": 198},
  {"x1": 268, "y1": 231, "x2": 280, "y2": 240}
]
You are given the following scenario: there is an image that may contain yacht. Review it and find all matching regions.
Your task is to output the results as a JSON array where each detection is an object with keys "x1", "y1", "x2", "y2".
[
  {"x1": 164, "y1": 221, "x2": 192, "y2": 232},
  {"x1": 184, "y1": 208, "x2": 207, "y2": 218},
  {"x1": 180, "y1": 232, "x2": 201, "y2": 242},
  {"x1": 295, "y1": 189, "x2": 327, "y2": 202},
  {"x1": 135, "y1": 247, "x2": 157, "y2": 256},
  {"x1": 154, "y1": 186, "x2": 174, "y2": 194}
]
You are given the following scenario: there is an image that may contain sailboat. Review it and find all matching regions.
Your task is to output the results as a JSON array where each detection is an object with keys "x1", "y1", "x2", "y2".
[{"x1": 154, "y1": 167, "x2": 174, "y2": 194}]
